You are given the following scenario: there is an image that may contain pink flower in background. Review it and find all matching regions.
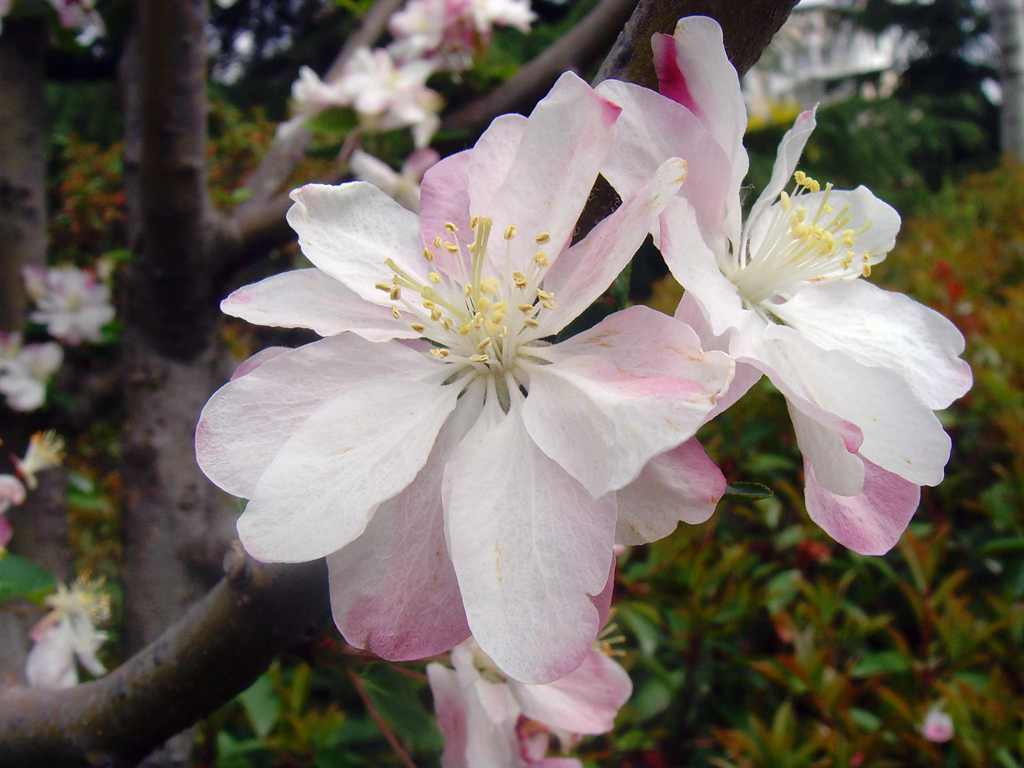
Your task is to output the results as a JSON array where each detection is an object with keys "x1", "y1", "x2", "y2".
[
  {"x1": 13, "y1": 431, "x2": 65, "y2": 490},
  {"x1": 390, "y1": 0, "x2": 536, "y2": 69},
  {"x1": 350, "y1": 147, "x2": 439, "y2": 211},
  {"x1": 0, "y1": 474, "x2": 27, "y2": 551},
  {"x1": 597, "y1": 16, "x2": 971, "y2": 556},
  {"x1": 26, "y1": 577, "x2": 109, "y2": 690},
  {"x1": 23, "y1": 264, "x2": 115, "y2": 345},
  {"x1": 336, "y1": 48, "x2": 443, "y2": 147},
  {"x1": 427, "y1": 638, "x2": 631, "y2": 767},
  {"x1": 0, "y1": 332, "x2": 63, "y2": 412},
  {"x1": 197, "y1": 72, "x2": 732, "y2": 683},
  {"x1": 47, "y1": 0, "x2": 105, "y2": 45},
  {"x1": 921, "y1": 706, "x2": 954, "y2": 743}
]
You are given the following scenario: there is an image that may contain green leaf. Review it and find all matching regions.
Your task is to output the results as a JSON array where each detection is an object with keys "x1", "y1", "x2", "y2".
[
  {"x1": 359, "y1": 664, "x2": 442, "y2": 753},
  {"x1": 850, "y1": 651, "x2": 911, "y2": 678},
  {"x1": 239, "y1": 674, "x2": 280, "y2": 739},
  {"x1": 307, "y1": 107, "x2": 358, "y2": 137},
  {"x1": 617, "y1": 602, "x2": 662, "y2": 656},
  {"x1": 850, "y1": 707, "x2": 882, "y2": 732},
  {"x1": 725, "y1": 482, "x2": 774, "y2": 500},
  {"x1": 0, "y1": 554, "x2": 56, "y2": 605}
]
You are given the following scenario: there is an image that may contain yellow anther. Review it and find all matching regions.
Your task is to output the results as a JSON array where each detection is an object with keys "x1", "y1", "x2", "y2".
[
  {"x1": 535, "y1": 232, "x2": 550, "y2": 244},
  {"x1": 428, "y1": 271, "x2": 442, "y2": 284},
  {"x1": 512, "y1": 271, "x2": 528, "y2": 288},
  {"x1": 423, "y1": 247, "x2": 434, "y2": 262},
  {"x1": 477, "y1": 337, "x2": 493, "y2": 351},
  {"x1": 410, "y1": 322, "x2": 425, "y2": 333},
  {"x1": 444, "y1": 222, "x2": 458, "y2": 233},
  {"x1": 431, "y1": 308, "x2": 443, "y2": 321},
  {"x1": 841, "y1": 230, "x2": 855, "y2": 247},
  {"x1": 375, "y1": 282, "x2": 392, "y2": 292},
  {"x1": 862, "y1": 263, "x2": 872, "y2": 277},
  {"x1": 517, "y1": 303, "x2": 534, "y2": 313},
  {"x1": 433, "y1": 235, "x2": 442, "y2": 248},
  {"x1": 470, "y1": 216, "x2": 479, "y2": 229},
  {"x1": 442, "y1": 317, "x2": 452, "y2": 330},
  {"x1": 780, "y1": 190, "x2": 791, "y2": 210},
  {"x1": 536, "y1": 289, "x2": 554, "y2": 301},
  {"x1": 478, "y1": 297, "x2": 492, "y2": 312},
  {"x1": 391, "y1": 306, "x2": 401, "y2": 320},
  {"x1": 458, "y1": 322, "x2": 472, "y2": 335},
  {"x1": 807, "y1": 178, "x2": 821, "y2": 193},
  {"x1": 389, "y1": 287, "x2": 401, "y2": 300},
  {"x1": 481, "y1": 277, "x2": 500, "y2": 295},
  {"x1": 794, "y1": 170, "x2": 807, "y2": 186},
  {"x1": 533, "y1": 252, "x2": 549, "y2": 268},
  {"x1": 504, "y1": 225, "x2": 517, "y2": 240},
  {"x1": 470, "y1": 353, "x2": 489, "y2": 364},
  {"x1": 524, "y1": 318, "x2": 540, "y2": 328},
  {"x1": 430, "y1": 348, "x2": 450, "y2": 359},
  {"x1": 473, "y1": 313, "x2": 485, "y2": 329},
  {"x1": 443, "y1": 241, "x2": 459, "y2": 253}
]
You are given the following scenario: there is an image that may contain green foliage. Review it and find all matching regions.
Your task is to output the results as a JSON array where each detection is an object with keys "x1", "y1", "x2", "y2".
[{"x1": 0, "y1": 554, "x2": 56, "y2": 605}]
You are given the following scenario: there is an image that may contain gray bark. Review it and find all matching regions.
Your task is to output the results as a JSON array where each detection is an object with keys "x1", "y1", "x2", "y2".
[{"x1": 992, "y1": 0, "x2": 1024, "y2": 159}]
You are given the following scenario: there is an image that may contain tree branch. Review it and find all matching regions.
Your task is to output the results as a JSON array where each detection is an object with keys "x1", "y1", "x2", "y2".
[
  {"x1": 0, "y1": 549, "x2": 331, "y2": 768},
  {"x1": 442, "y1": 0, "x2": 636, "y2": 131}
]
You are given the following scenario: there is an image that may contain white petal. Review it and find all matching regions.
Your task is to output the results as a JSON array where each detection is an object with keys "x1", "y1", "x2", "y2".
[
  {"x1": 427, "y1": 663, "x2": 471, "y2": 768},
  {"x1": 774, "y1": 279, "x2": 970, "y2": 410},
  {"x1": 286, "y1": 182, "x2": 424, "y2": 303},
  {"x1": 326, "y1": 381, "x2": 484, "y2": 660},
  {"x1": 615, "y1": 439, "x2": 726, "y2": 545},
  {"x1": 788, "y1": 402, "x2": 865, "y2": 497},
  {"x1": 540, "y1": 157, "x2": 687, "y2": 334},
  {"x1": 523, "y1": 306, "x2": 733, "y2": 498},
  {"x1": 444, "y1": 392, "x2": 615, "y2": 683},
  {"x1": 221, "y1": 269, "x2": 419, "y2": 341},
  {"x1": 26, "y1": 624, "x2": 78, "y2": 690}
]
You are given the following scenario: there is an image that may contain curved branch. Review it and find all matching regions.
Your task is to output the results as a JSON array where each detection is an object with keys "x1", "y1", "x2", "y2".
[
  {"x1": 0, "y1": 549, "x2": 330, "y2": 768},
  {"x1": 442, "y1": 0, "x2": 636, "y2": 131}
]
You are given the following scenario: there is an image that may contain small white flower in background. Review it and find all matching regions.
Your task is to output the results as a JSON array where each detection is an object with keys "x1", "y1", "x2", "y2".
[
  {"x1": 0, "y1": 332, "x2": 63, "y2": 413},
  {"x1": 350, "y1": 147, "x2": 439, "y2": 211},
  {"x1": 23, "y1": 264, "x2": 115, "y2": 346},
  {"x1": 336, "y1": 48, "x2": 443, "y2": 147},
  {"x1": 47, "y1": 0, "x2": 105, "y2": 46},
  {"x1": 276, "y1": 65, "x2": 349, "y2": 140},
  {"x1": 26, "y1": 576, "x2": 110, "y2": 690},
  {"x1": 0, "y1": 473, "x2": 27, "y2": 552},
  {"x1": 597, "y1": 16, "x2": 972, "y2": 556},
  {"x1": 390, "y1": 0, "x2": 535, "y2": 70},
  {"x1": 13, "y1": 430, "x2": 65, "y2": 491},
  {"x1": 427, "y1": 638, "x2": 630, "y2": 767},
  {"x1": 921, "y1": 706, "x2": 954, "y2": 743}
]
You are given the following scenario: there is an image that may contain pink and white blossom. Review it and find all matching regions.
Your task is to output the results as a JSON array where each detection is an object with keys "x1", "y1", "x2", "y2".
[
  {"x1": 596, "y1": 17, "x2": 971, "y2": 556},
  {"x1": 13, "y1": 430, "x2": 65, "y2": 491},
  {"x1": 47, "y1": 0, "x2": 105, "y2": 46},
  {"x1": 197, "y1": 72, "x2": 732, "y2": 682},
  {"x1": 23, "y1": 264, "x2": 115, "y2": 345},
  {"x1": 0, "y1": 332, "x2": 63, "y2": 412},
  {"x1": 390, "y1": 0, "x2": 535, "y2": 69},
  {"x1": 277, "y1": 65, "x2": 350, "y2": 139},
  {"x1": 350, "y1": 147, "x2": 439, "y2": 211},
  {"x1": 0, "y1": 474, "x2": 26, "y2": 551},
  {"x1": 25, "y1": 577, "x2": 109, "y2": 689},
  {"x1": 427, "y1": 638, "x2": 631, "y2": 767},
  {"x1": 921, "y1": 706, "x2": 954, "y2": 743},
  {"x1": 336, "y1": 48, "x2": 443, "y2": 147}
]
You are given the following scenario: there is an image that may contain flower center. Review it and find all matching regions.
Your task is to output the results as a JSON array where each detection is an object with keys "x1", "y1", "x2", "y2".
[
  {"x1": 378, "y1": 216, "x2": 557, "y2": 382},
  {"x1": 729, "y1": 170, "x2": 881, "y2": 307}
]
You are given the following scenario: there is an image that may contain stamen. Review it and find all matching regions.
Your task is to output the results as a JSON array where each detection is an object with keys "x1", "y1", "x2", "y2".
[
  {"x1": 535, "y1": 232, "x2": 550, "y2": 244},
  {"x1": 504, "y1": 225, "x2": 517, "y2": 240}
]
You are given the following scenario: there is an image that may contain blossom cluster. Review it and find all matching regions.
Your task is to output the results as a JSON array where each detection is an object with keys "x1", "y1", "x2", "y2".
[
  {"x1": 0, "y1": 431, "x2": 65, "y2": 552},
  {"x1": 278, "y1": 0, "x2": 536, "y2": 149},
  {"x1": 196, "y1": 16, "x2": 970, "y2": 766},
  {"x1": 0, "y1": 0, "x2": 105, "y2": 44}
]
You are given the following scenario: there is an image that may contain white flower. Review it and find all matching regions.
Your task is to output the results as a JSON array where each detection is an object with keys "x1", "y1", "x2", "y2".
[
  {"x1": 26, "y1": 576, "x2": 109, "y2": 689},
  {"x1": 277, "y1": 65, "x2": 349, "y2": 139},
  {"x1": 14, "y1": 431, "x2": 65, "y2": 490},
  {"x1": 597, "y1": 17, "x2": 971, "y2": 555},
  {"x1": 350, "y1": 148, "x2": 439, "y2": 211},
  {"x1": 24, "y1": 264, "x2": 115, "y2": 345},
  {"x1": 336, "y1": 48, "x2": 443, "y2": 147},
  {"x1": 198, "y1": 73, "x2": 732, "y2": 682},
  {"x1": 0, "y1": 333, "x2": 63, "y2": 412},
  {"x1": 47, "y1": 0, "x2": 105, "y2": 46}
]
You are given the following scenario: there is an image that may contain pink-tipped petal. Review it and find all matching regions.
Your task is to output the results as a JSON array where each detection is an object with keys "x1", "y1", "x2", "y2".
[
  {"x1": 229, "y1": 347, "x2": 291, "y2": 381},
  {"x1": 804, "y1": 457, "x2": 920, "y2": 556},
  {"x1": 510, "y1": 650, "x2": 632, "y2": 735},
  {"x1": 427, "y1": 663, "x2": 471, "y2": 768},
  {"x1": 523, "y1": 306, "x2": 733, "y2": 498},
  {"x1": 221, "y1": 269, "x2": 418, "y2": 342},
  {"x1": 615, "y1": 438, "x2": 726, "y2": 545}
]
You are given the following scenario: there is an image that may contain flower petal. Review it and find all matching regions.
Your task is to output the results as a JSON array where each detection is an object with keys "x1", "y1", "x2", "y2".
[
  {"x1": 26, "y1": 624, "x2": 77, "y2": 690},
  {"x1": 287, "y1": 182, "x2": 424, "y2": 302},
  {"x1": 523, "y1": 306, "x2": 733, "y2": 498},
  {"x1": 540, "y1": 157, "x2": 687, "y2": 334},
  {"x1": 774, "y1": 279, "x2": 970, "y2": 410},
  {"x1": 221, "y1": 269, "x2": 419, "y2": 342},
  {"x1": 804, "y1": 456, "x2": 920, "y2": 555},
  {"x1": 787, "y1": 401, "x2": 865, "y2": 497},
  {"x1": 427, "y1": 663, "x2": 471, "y2": 768},
  {"x1": 615, "y1": 439, "x2": 726, "y2": 545},
  {"x1": 485, "y1": 72, "x2": 620, "y2": 258},
  {"x1": 660, "y1": 197, "x2": 750, "y2": 337},
  {"x1": 745, "y1": 108, "x2": 817, "y2": 237},
  {"x1": 510, "y1": 650, "x2": 632, "y2": 735},
  {"x1": 595, "y1": 80, "x2": 731, "y2": 237},
  {"x1": 230, "y1": 347, "x2": 291, "y2": 381},
  {"x1": 326, "y1": 381, "x2": 485, "y2": 661},
  {"x1": 444, "y1": 392, "x2": 615, "y2": 683}
]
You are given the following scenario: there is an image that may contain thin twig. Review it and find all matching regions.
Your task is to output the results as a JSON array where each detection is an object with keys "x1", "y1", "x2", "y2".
[{"x1": 347, "y1": 668, "x2": 418, "y2": 768}]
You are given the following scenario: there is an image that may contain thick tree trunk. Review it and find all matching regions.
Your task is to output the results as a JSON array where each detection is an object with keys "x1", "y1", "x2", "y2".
[
  {"x1": 0, "y1": 19, "x2": 73, "y2": 686},
  {"x1": 992, "y1": 0, "x2": 1024, "y2": 159}
]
